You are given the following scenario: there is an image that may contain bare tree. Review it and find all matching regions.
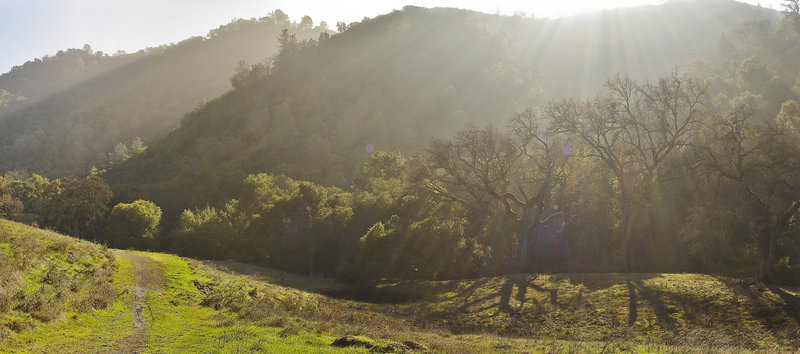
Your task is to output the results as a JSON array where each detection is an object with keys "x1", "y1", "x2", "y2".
[
  {"x1": 409, "y1": 113, "x2": 569, "y2": 272},
  {"x1": 697, "y1": 104, "x2": 800, "y2": 280},
  {"x1": 548, "y1": 73, "x2": 706, "y2": 271},
  {"x1": 783, "y1": 0, "x2": 800, "y2": 17}
]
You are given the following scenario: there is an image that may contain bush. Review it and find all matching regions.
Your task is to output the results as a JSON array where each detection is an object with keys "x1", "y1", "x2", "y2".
[{"x1": 104, "y1": 200, "x2": 162, "y2": 250}]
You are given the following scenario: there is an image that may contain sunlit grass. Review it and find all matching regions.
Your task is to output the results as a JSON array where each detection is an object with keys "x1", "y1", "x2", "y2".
[
  {"x1": 3, "y1": 220, "x2": 799, "y2": 352},
  {"x1": 0, "y1": 254, "x2": 135, "y2": 352}
]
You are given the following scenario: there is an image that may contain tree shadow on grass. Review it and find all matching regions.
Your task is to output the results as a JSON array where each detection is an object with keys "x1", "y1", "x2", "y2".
[
  {"x1": 496, "y1": 276, "x2": 535, "y2": 314},
  {"x1": 626, "y1": 277, "x2": 638, "y2": 326},
  {"x1": 716, "y1": 276, "x2": 792, "y2": 328},
  {"x1": 625, "y1": 276, "x2": 677, "y2": 330},
  {"x1": 767, "y1": 285, "x2": 800, "y2": 325}
]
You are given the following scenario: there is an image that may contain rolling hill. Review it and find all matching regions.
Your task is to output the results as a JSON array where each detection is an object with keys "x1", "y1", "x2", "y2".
[
  {"x1": 0, "y1": 15, "x2": 325, "y2": 177},
  {"x1": 1, "y1": 220, "x2": 799, "y2": 351},
  {"x1": 104, "y1": 0, "x2": 783, "y2": 221}
]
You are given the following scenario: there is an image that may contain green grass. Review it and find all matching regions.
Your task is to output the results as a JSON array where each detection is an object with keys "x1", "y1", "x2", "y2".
[
  {"x1": 366, "y1": 273, "x2": 800, "y2": 350},
  {"x1": 129, "y1": 252, "x2": 370, "y2": 353},
  {"x1": 3, "y1": 220, "x2": 800, "y2": 352},
  {"x1": 0, "y1": 252, "x2": 135, "y2": 352},
  {"x1": 0, "y1": 220, "x2": 118, "y2": 343}
]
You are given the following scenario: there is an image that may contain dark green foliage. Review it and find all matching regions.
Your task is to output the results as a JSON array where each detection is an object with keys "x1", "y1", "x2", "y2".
[
  {"x1": 39, "y1": 176, "x2": 113, "y2": 239},
  {"x1": 0, "y1": 15, "x2": 325, "y2": 177},
  {"x1": 0, "y1": 177, "x2": 23, "y2": 220},
  {"x1": 171, "y1": 202, "x2": 246, "y2": 261},
  {"x1": 104, "y1": 200, "x2": 162, "y2": 250},
  {"x1": 4, "y1": 3, "x2": 800, "y2": 285},
  {"x1": 104, "y1": 3, "x2": 781, "y2": 228}
]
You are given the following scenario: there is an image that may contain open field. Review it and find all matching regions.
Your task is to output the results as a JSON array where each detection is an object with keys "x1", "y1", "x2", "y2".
[{"x1": 2, "y1": 219, "x2": 800, "y2": 352}]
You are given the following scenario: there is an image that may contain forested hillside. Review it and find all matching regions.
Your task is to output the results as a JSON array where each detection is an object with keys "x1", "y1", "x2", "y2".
[
  {"x1": 4, "y1": 1, "x2": 800, "y2": 351},
  {"x1": 104, "y1": 1, "x2": 782, "y2": 218},
  {"x1": 0, "y1": 11, "x2": 325, "y2": 176},
  {"x1": 3, "y1": 0, "x2": 800, "y2": 286}
]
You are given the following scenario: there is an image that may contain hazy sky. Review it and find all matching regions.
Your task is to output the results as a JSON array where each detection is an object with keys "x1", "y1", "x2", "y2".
[{"x1": 0, "y1": 0, "x2": 786, "y2": 74}]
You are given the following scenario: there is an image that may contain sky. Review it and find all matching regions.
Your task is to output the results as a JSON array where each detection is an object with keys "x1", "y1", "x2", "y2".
[{"x1": 0, "y1": 0, "x2": 786, "y2": 75}]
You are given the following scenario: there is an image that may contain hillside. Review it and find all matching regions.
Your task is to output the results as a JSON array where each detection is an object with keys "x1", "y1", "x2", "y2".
[
  {"x1": 104, "y1": 1, "x2": 783, "y2": 220},
  {"x1": 0, "y1": 220, "x2": 118, "y2": 341},
  {"x1": 1, "y1": 222, "x2": 799, "y2": 351},
  {"x1": 0, "y1": 15, "x2": 325, "y2": 177}
]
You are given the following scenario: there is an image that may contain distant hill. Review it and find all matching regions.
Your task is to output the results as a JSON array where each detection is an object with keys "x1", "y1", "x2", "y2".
[
  {"x1": 0, "y1": 16, "x2": 325, "y2": 177},
  {"x1": 104, "y1": 0, "x2": 782, "y2": 219}
]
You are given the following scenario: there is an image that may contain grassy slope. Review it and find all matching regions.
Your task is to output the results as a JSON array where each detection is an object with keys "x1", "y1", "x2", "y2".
[
  {"x1": 373, "y1": 273, "x2": 800, "y2": 349},
  {"x1": 2, "y1": 221, "x2": 800, "y2": 352},
  {"x1": 0, "y1": 219, "x2": 119, "y2": 344},
  {"x1": 201, "y1": 261, "x2": 800, "y2": 352}
]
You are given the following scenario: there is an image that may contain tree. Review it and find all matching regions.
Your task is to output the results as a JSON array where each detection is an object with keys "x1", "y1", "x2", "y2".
[
  {"x1": 0, "y1": 176, "x2": 23, "y2": 220},
  {"x1": 300, "y1": 15, "x2": 313, "y2": 30},
  {"x1": 3, "y1": 172, "x2": 52, "y2": 216},
  {"x1": 40, "y1": 176, "x2": 113, "y2": 239},
  {"x1": 548, "y1": 73, "x2": 706, "y2": 271},
  {"x1": 104, "y1": 200, "x2": 162, "y2": 250},
  {"x1": 410, "y1": 116, "x2": 568, "y2": 272},
  {"x1": 108, "y1": 143, "x2": 130, "y2": 165},
  {"x1": 130, "y1": 137, "x2": 146, "y2": 155},
  {"x1": 269, "y1": 9, "x2": 290, "y2": 25},
  {"x1": 271, "y1": 29, "x2": 300, "y2": 72},
  {"x1": 0, "y1": 89, "x2": 25, "y2": 107},
  {"x1": 784, "y1": 0, "x2": 799, "y2": 17},
  {"x1": 171, "y1": 205, "x2": 233, "y2": 260},
  {"x1": 696, "y1": 102, "x2": 800, "y2": 280},
  {"x1": 231, "y1": 60, "x2": 251, "y2": 89}
]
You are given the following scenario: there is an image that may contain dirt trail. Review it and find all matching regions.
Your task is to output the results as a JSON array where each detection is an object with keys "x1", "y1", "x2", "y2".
[{"x1": 113, "y1": 251, "x2": 164, "y2": 353}]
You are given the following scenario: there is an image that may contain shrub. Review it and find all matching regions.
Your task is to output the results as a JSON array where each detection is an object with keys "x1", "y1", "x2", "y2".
[{"x1": 104, "y1": 200, "x2": 162, "y2": 250}]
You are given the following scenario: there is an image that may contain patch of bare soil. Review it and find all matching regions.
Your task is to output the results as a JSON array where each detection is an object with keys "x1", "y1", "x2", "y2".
[{"x1": 112, "y1": 252, "x2": 163, "y2": 353}]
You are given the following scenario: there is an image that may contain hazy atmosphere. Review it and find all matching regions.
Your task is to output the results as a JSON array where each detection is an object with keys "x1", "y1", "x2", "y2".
[
  {"x1": 0, "y1": 0, "x2": 784, "y2": 73},
  {"x1": 2, "y1": 0, "x2": 800, "y2": 352}
]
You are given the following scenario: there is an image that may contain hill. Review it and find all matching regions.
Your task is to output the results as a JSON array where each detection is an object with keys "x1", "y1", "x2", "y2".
[
  {"x1": 104, "y1": 1, "x2": 783, "y2": 220},
  {"x1": 0, "y1": 14, "x2": 325, "y2": 177},
  {"x1": 1, "y1": 220, "x2": 799, "y2": 351},
  {"x1": 0, "y1": 220, "x2": 118, "y2": 341}
]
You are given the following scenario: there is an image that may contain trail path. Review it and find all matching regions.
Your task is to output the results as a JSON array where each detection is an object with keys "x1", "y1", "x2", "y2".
[{"x1": 113, "y1": 251, "x2": 164, "y2": 353}]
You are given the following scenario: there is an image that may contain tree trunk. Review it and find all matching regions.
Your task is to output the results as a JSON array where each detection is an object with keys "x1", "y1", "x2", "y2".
[
  {"x1": 518, "y1": 205, "x2": 537, "y2": 272},
  {"x1": 757, "y1": 226, "x2": 776, "y2": 282},
  {"x1": 617, "y1": 172, "x2": 632, "y2": 273},
  {"x1": 518, "y1": 230, "x2": 530, "y2": 272},
  {"x1": 757, "y1": 234, "x2": 770, "y2": 281}
]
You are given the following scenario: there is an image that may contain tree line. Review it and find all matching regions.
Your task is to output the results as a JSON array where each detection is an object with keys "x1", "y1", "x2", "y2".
[
  {"x1": 2, "y1": 71, "x2": 798, "y2": 283},
  {"x1": 1, "y1": 5, "x2": 799, "y2": 284}
]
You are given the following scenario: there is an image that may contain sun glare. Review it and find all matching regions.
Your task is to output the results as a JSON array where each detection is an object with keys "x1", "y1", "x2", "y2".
[{"x1": 508, "y1": 0, "x2": 662, "y2": 17}]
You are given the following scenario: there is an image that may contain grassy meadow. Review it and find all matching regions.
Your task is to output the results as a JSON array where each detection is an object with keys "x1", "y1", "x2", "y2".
[{"x1": 1, "y1": 220, "x2": 799, "y2": 352}]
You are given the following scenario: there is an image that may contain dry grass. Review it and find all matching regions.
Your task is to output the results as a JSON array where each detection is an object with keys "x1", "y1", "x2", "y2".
[
  {"x1": 370, "y1": 273, "x2": 800, "y2": 350},
  {"x1": 0, "y1": 220, "x2": 118, "y2": 339},
  {"x1": 192, "y1": 261, "x2": 800, "y2": 352},
  {"x1": 3, "y1": 221, "x2": 799, "y2": 352}
]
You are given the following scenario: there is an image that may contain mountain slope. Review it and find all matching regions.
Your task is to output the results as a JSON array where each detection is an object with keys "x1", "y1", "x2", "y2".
[
  {"x1": 0, "y1": 17, "x2": 324, "y2": 177},
  {"x1": 105, "y1": 1, "x2": 782, "y2": 219}
]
